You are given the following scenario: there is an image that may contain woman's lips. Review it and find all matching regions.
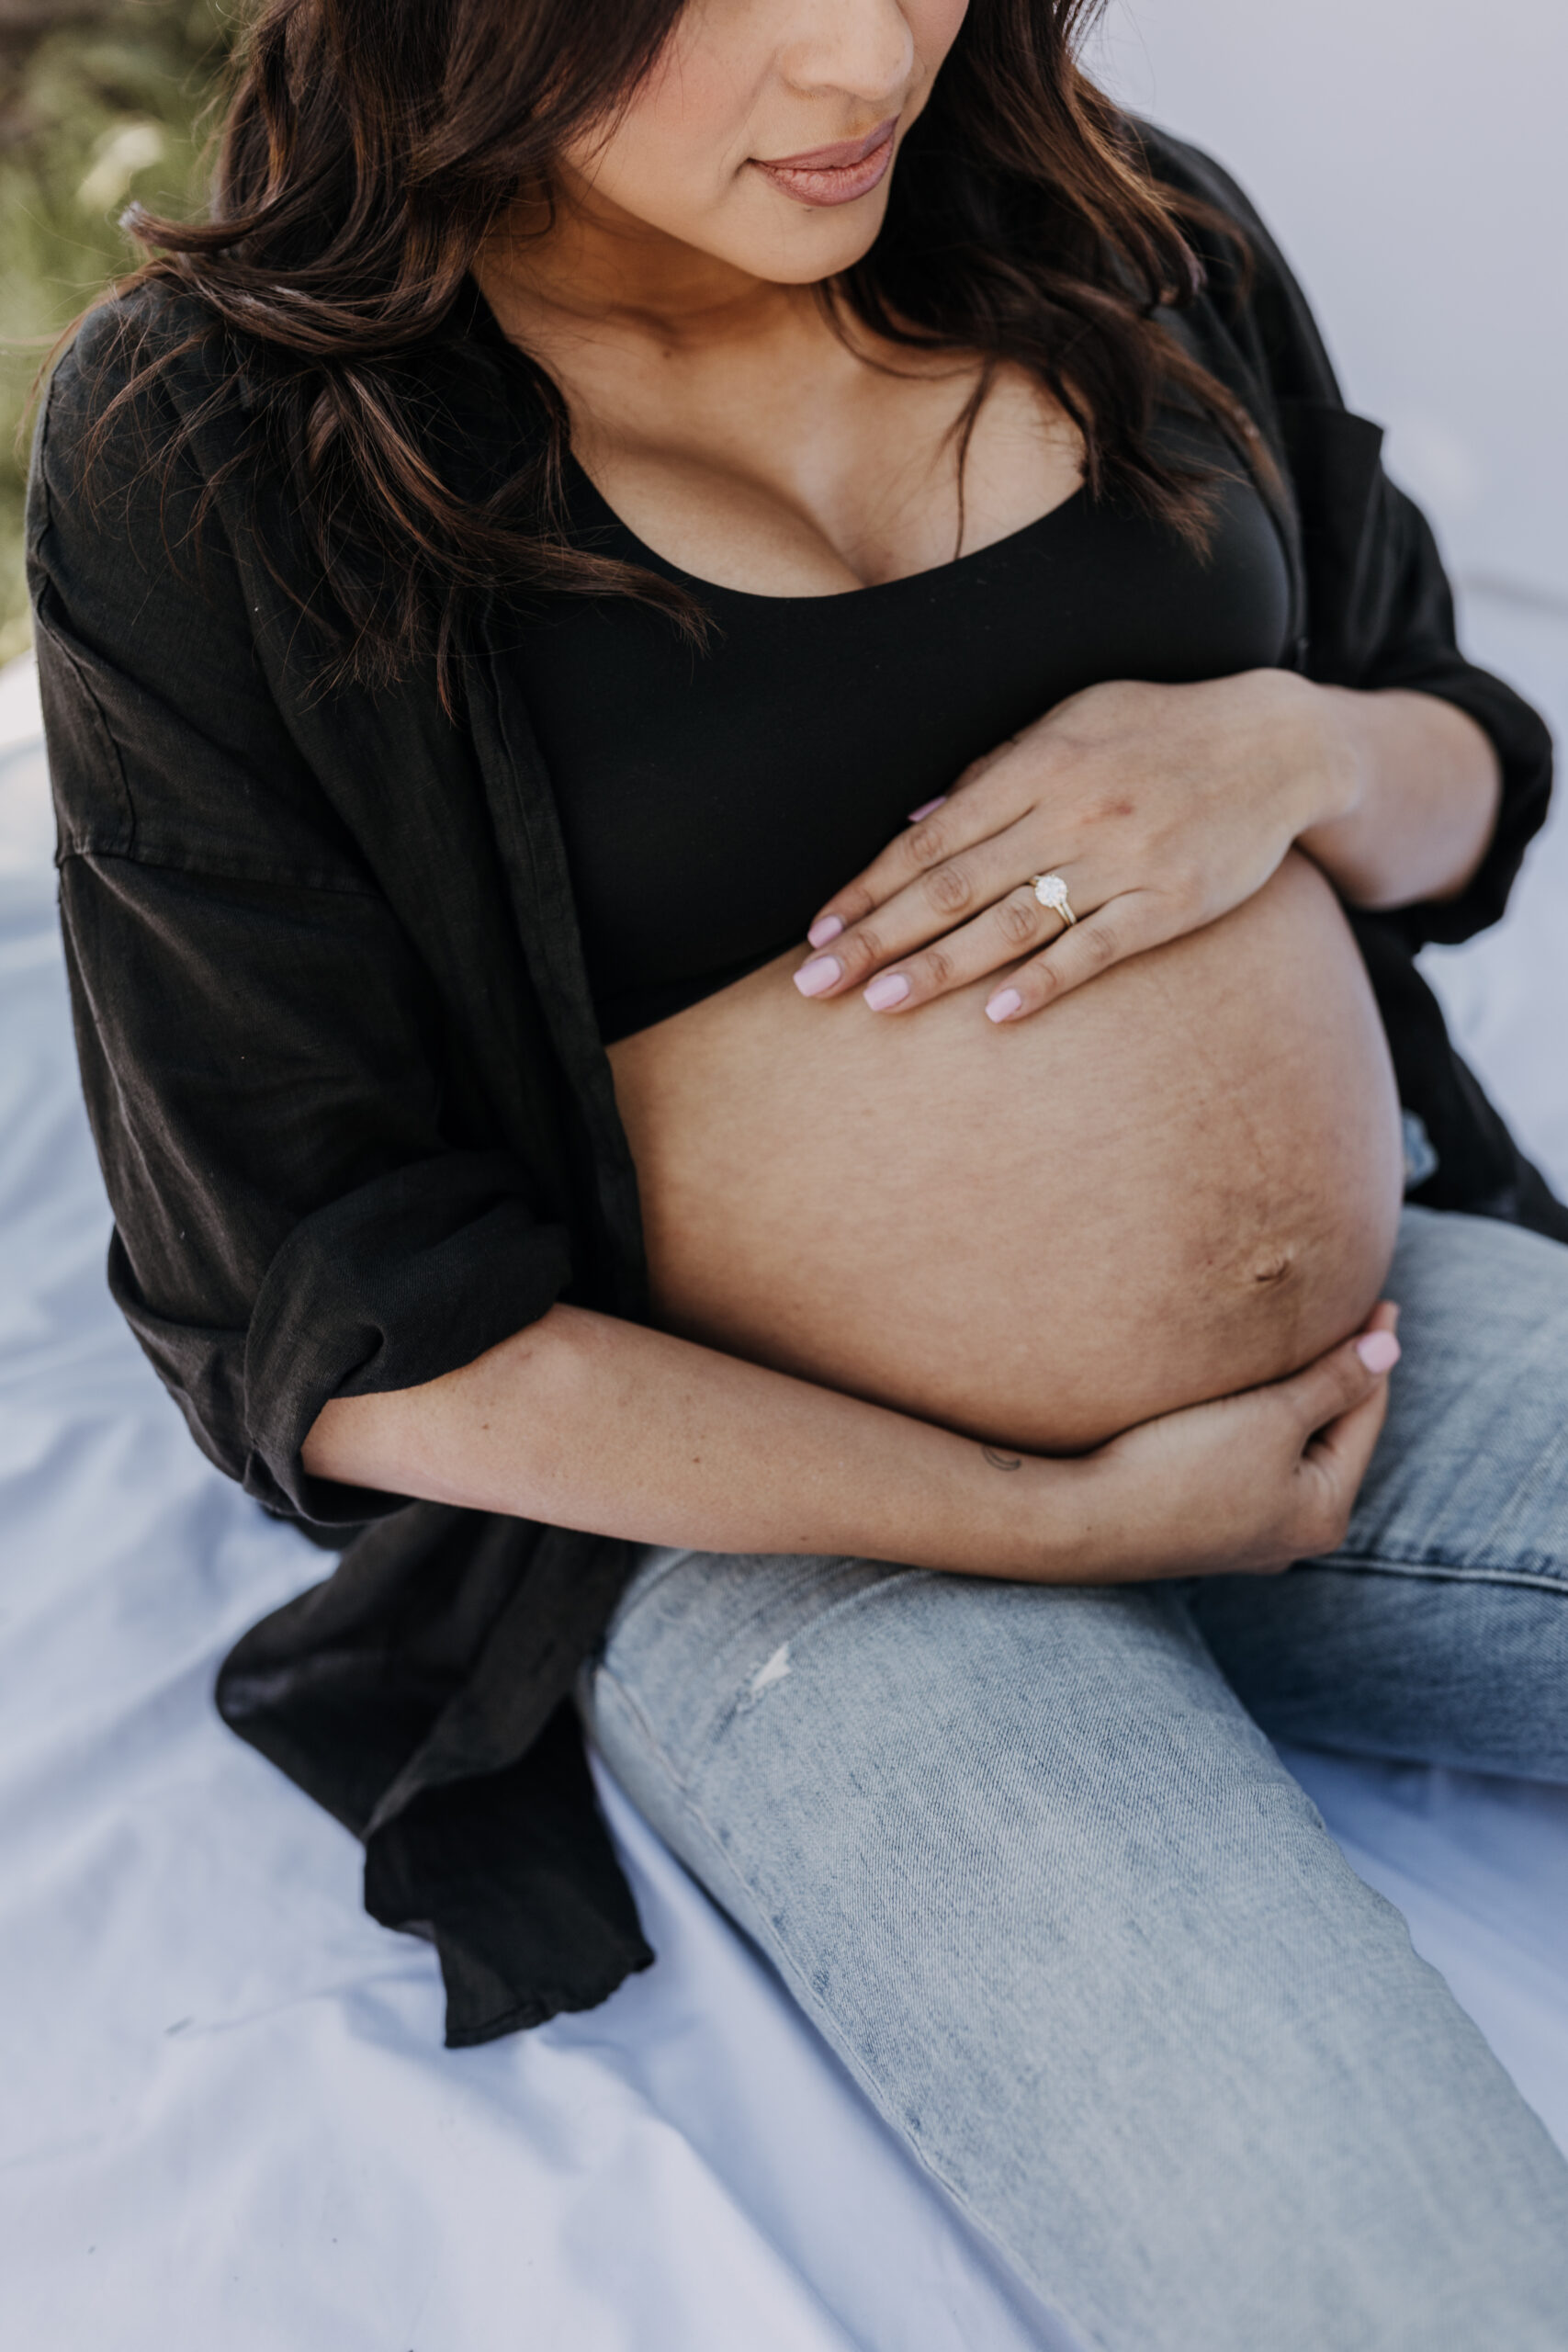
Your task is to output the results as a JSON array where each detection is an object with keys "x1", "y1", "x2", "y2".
[{"x1": 751, "y1": 118, "x2": 898, "y2": 209}]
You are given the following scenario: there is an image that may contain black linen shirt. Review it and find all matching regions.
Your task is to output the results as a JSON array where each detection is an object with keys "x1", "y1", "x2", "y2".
[{"x1": 27, "y1": 129, "x2": 1562, "y2": 2046}]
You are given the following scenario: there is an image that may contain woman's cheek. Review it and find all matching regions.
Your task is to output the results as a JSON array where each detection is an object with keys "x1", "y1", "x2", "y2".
[
  {"x1": 558, "y1": 1, "x2": 771, "y2": 240},
  {"x1": 908, "y1": 0, "x2": 971, "y2": 76},
  {"x1": 559, "y1": 0, "x2": 972, "y2": 279}
]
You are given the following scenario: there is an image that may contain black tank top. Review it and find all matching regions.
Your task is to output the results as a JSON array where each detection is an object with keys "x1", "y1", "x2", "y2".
[{"x1": 516, "y1": 419, "x2": 1292, "y2": 1043}]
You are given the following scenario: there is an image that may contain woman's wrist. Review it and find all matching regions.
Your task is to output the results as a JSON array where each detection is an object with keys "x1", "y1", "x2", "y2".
[
  {"x1": 933, "y1": 1437, "x2": 1093, "y2": 1582},
  {"x1": 1270, "y1": 671, "x2": 1367, "y2": 842},
  {"x1": 1293, "y1": 685, "x2": 1502, "y2": 909}
]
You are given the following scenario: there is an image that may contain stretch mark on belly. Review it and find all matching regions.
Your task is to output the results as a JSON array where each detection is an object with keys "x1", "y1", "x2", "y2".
[{"x1": 984, "y1": 1446, "x2": 1023, "y2": 1471}]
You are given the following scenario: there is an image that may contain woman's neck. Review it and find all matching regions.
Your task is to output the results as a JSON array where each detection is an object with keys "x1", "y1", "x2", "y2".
[
  {"x1": 475, "y1": 174, "x2": 818, "y2": 367},
  {"x1": 471, "y1": 172, "x2": 1082, "y2": 598}
]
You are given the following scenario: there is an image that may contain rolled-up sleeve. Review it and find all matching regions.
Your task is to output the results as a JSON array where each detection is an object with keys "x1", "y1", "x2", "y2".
[
  {"x1": 1148, "y1": 128, "x2": 1555, "y2": 954},
  {"x1": 55, "y1": 852, "x2": 570, "y2": 1523},
  {"x1": 29, "y1": 323, "x2": 571, "y2": 1528},
  {"x1": 1284, "y1": 404, "x2": 1554, "y2": 947}
]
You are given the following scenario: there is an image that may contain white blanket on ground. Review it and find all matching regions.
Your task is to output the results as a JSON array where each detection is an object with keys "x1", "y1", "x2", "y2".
[{"x1": 2, "y1": 635, "x2": 1566, "y2": 2348}]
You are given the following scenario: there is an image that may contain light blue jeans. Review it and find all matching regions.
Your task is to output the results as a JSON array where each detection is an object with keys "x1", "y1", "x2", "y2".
[{"x1": 581, "y1": 1207, "x2": 1568, "y2": 2350}]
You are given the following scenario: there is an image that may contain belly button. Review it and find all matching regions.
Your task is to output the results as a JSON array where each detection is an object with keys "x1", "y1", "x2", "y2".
[{"x1": 1248, "y1": 1247, "x2": 1296, "y2": 1288}]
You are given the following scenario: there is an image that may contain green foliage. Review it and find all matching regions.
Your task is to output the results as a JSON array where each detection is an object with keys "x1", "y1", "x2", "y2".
[{"x1": 0, "y1": 1, "x2": 238, "y2": 658}]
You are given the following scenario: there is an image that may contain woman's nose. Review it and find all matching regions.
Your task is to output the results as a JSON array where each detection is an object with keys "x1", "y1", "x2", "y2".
[{"x1": 779, "y1": 0, "x2": 919, "y2": 107}]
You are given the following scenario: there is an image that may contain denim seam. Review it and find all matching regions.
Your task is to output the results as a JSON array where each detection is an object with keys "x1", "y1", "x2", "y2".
[
  {"x1": 1320, "y1": 1555, "x2": 1568, "y2": 1596},
  {"x1": 587, "y1": 1657, "x2": 1108, "y2": 2352}
]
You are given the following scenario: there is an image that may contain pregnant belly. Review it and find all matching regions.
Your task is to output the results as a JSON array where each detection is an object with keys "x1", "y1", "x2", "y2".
[{"x1": 608, "y1": 852, "x2": 1404, "y2": 1453}]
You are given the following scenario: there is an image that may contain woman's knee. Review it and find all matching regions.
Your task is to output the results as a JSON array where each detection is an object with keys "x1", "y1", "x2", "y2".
[
  {"x1": 584, "y1": 1555, "x2": 1317, "y2": 2020},
  {"x1": 589, "y1": 1553, "x2": 1230, "y2": 1839}
]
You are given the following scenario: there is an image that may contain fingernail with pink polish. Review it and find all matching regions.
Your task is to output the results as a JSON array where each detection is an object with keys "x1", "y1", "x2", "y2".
[
  {"x1": 794, "y1": 955, "x2": 841, "y2": 998},
  {"x1": 1356, "y1": 1331, "x2": 1401, "y2": 1374},
  {"x1": 807, "y1": 914, "x2": 844, "y2": 948},
  {"x1": 864, "y1": 972, "x2": 910, "y2": 1012},
  {"x1": 986, "y1": 988, "x2": 1023, "y2": 1023},
  {"x1": 907, "y1": 796, "x2": 948, "y2": 823}
]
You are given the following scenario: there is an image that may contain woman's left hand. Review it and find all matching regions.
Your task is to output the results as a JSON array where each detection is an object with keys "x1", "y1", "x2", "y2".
[{"x1": 793, "y1": 669, "x2": 1358, "y2": 1023}]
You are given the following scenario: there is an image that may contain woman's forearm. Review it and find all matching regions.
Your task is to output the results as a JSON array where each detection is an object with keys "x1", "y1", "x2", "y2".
[
  {"x1": 302, "y1": 1303, "x2": 1089, "y2": 1578},
  {"x1": 1298, "y1": 684, "x2": 1502, "y2": 911},
  {"x1": 302, "y1": 1300, "x2": 1398, "y2": 1586}
]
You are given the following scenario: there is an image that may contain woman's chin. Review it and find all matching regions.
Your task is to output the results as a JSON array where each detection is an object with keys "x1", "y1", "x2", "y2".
[{"x1": 715, "y1": 182, "x2": 897, "y2": 287}]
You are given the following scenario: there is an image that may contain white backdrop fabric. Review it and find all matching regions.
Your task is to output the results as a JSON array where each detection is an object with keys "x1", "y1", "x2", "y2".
[
  {"x1": 1089, "y1": 0, "x2": 1568, "y2": 611},
  {"x1": 5, "y1": 7, "x2": 1568, "y2": 2337}
]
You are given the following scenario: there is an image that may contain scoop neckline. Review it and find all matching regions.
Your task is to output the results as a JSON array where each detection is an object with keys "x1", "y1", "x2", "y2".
[{"x1": 561, "y1": 447, "x2": 1089, "y2": 607}]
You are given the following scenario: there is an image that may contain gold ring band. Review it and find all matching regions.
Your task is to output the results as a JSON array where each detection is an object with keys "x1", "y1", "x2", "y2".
[{"x1": 1029, "y1": 872, "x2": 1077, "y2": 927}]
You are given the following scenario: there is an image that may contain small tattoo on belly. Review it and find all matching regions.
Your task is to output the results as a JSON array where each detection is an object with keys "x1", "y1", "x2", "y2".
[{"x1": 983, "y1": 1446, "x2": 1022, "y2": 1472}]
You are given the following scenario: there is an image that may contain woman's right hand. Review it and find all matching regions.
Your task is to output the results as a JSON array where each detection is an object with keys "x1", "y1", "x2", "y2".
[{"x1": 1053, "y1": 1304, "x2": 1401, "y2": 1584}]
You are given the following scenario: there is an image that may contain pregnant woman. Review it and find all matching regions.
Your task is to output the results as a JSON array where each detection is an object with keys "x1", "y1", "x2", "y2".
[{"x1": 30, "y1": 0, "x2": 1568, "y2": 2341}]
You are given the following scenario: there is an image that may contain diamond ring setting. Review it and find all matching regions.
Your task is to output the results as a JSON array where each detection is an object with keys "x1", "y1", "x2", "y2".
[{"x1": 1028, "y1": 872, "x2": 1077, "y2": 927}]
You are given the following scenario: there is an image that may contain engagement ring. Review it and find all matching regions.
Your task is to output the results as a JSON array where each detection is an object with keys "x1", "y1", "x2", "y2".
[{"x1": 1029, "y1": 872, "x2": 1077, "y2": 927}]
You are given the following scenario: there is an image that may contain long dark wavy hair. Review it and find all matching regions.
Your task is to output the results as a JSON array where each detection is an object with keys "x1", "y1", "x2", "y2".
[{"x1": 98, "y1": 0, "x2": 1258, "y2": 697}]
